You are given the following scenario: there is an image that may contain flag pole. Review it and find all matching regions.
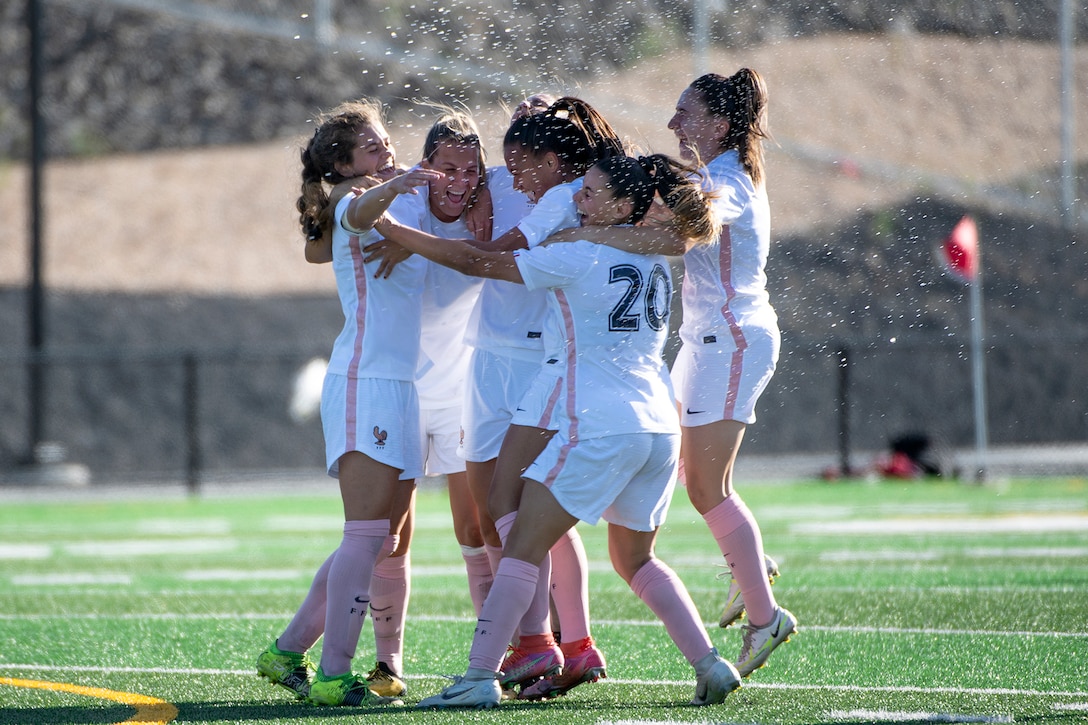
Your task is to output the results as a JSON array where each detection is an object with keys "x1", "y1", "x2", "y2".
[
  {"x1": 968, "y1": 262, "x2": 988, "y2": 482},
  {"x1": 940, "y1": 215, "x2": 987, "y2": 483}
]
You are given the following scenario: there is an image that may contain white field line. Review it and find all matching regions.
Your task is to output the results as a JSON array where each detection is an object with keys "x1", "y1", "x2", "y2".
[
  {"x1": 62, "y1": 539, "x2": 238, "y2": 557},
  {"x1": 1, "y1": 612, "x2": 1085, "y2": 640},
  {"x1": 827, "y1": 711, "x2": 1013, "y2": 722},
  {"x1": 2, "y1": 662, "x2": 1087, "y2": 699},
  {"x1": 3, "y1": 499, "x2": 1083, "y2": 538},
  {"x1": 793, "y1": 514, "x2": 1088, "y2": 535},
  {"x1": 6, "y1": 582, "x2": 1086, "y2": 598},
  {"x1": 820, "y1": 547, "x2": 1088, "y2": 561},
  {"x1": 11, "y1": 573, "x2": 132, "y2": 586},
  {"x1": 179, "y1": 569, "x2": 302, "y2": 581}
]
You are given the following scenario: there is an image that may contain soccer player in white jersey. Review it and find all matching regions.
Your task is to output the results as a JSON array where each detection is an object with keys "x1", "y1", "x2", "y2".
[
  {"x1": 664, "y1": 69, "x2": 796, "y2": 677},
  {"x1": 254, "y1": 98, "x2": 443, "y2": 708},
  {"x1": 357, "y1": 110, "x2": 494, "y2": 699},
  {"x1": 376, "y1": 153, "x2": 744, "y2": 709},
  {"x1": 375, "y1": 97, "x2": 627, "y2": 694},
  {"x1": 548, "y1": 69, "x2": 798, "y2": 678}
]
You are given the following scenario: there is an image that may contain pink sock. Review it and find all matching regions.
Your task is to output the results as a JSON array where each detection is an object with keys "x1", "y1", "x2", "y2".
[
  {"x1": 377, "y1": 533, "x2": 399, "y2": 565},
  {"x1": 630, "y1": 558, "x2": 713, "y2": 666},
  {"x1": 517, "y1": 551, "x2": 553, "y2": 637},
  {"x1": 468, "y1": 558, "x2": 540, "y2": 672},
  {"x1": 703, "y1": 493, "x2": 775, "y2": 626},
  {"x1": 462, "y1": 545, "x2": 494, "y2": 616},
  {"x1": 484, "y1": 543, "x2": 504, "y2": 575},
  {"x1": 494, "y1": 511, "x2": 517, "y2": 546},
  {"x1": 320, "y1": 519, "x2": 388, "y2": 676},
  {"x1": 370, "y1": 551, "x2": 410, "y2": 676},
  {"x1": 492, "y1": 511, "x2": 551, "y2": 638},
  {"x1": 549, "y1": 527, "x2": 591, "y2": 642},
  {"x1": 278, "y1": 551, "x2": 333, "y2": 652}
]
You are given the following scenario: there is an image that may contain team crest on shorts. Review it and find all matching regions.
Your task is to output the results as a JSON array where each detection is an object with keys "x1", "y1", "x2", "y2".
[{"x1": 373, "y1": 426, "x2": 388, "y2": 447}]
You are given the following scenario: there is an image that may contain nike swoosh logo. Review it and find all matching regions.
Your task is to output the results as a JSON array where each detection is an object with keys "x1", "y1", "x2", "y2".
[
  {"x1": 370, "y1": 605, "x2": 392, "y2": 612},
  {"x1": 770, "y1": 623, "x2": 781, "y2": 638},
  {"x1": 354, "y1": 596, "x2": 368, "y2": 604},
  {"x1": 686, "y1": 408, "x2": 706, "y2": 415}
]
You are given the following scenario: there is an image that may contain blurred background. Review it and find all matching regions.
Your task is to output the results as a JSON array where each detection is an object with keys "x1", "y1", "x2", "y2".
[{"x1": 0, "y1": 0, "x2": 1085, "y2": 487}]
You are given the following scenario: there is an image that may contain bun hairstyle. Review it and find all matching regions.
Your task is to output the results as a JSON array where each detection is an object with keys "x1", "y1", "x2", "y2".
[
  {"x1": 297, "y1": 98, "x2": 387, "y2": 242},
  {"x1": 690, "y1": 68, "x2": 770, "y2": 186},
  {"x1": 594, "y1": 154, "x2": 720, "y2": 246},
  {"x1": 503, "y1": 96, "x2": 626, "y2": 177}
]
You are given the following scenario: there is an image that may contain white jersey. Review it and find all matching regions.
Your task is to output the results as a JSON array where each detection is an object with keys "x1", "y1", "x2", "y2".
[
  {"x1": 464, "y1": 177, "x2": 582, "y2": 360},
  {"x1": 680, "y1": 149, "x2": 778, "y2": 349},
  {"x1": 326, "y1": 192, "x2": 426, "y2": 380},
  {"x1": 514, "y1": 239, "x2": 679, "y2": 439},
  {"x1": 385, "y1": 191, "x2": 484, "y2": 410}
]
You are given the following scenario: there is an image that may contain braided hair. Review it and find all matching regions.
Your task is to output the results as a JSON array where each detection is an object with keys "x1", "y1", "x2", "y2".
[{"x1": 296, "y1": 98, "x2": 386, "y2": 242}]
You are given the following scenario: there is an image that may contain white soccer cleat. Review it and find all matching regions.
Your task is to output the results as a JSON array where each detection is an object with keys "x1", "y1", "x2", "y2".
[
  {"x1": 735, "y1": 607, "x2": 797, "y2": 677},
  {"x1": 416, "y1": 670, "x2": 502, "y2": 710},
  {"x1": 718, "y1": 554, "x2": 781, "y2": 628},
  {"x1": 690, "y1": 652, "x2": 742, "y2": 706}
]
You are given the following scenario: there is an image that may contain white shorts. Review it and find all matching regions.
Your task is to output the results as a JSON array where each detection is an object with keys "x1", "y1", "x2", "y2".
[
  {"x1": 509, "y1": 368, "x2": 563, "y2": 430},
  {"x1": 321, "y1": 373, "x2": 424, "y2": 480},
  {"x1": 671, "y1": 325, "x2": 779, "y2": 426},
  {"x1": 420, "y1": 405, "x2": 465, "y2": 477},
  {"x1": 461, "y1": 348, "x2": 542, "y2": 462},
  {"x1": 524, "y1": 432, "x2": 680, "y2": 532}
]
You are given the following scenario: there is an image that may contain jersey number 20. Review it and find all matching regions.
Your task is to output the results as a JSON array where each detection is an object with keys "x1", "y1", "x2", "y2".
[{"x1": 608, "y1": 263, "x2": 671, "y2": 332}]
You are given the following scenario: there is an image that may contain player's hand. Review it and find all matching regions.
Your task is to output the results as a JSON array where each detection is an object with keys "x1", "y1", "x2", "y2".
[
  {"x1": 390, "y1": 168, "x2": 443, "y2": 195},
  {"x1": 363, "y1": 233, "x2": 412, "y2": 278},
  {"x1": 465, "y1": 186, "x2": 494, "y2": 243}
]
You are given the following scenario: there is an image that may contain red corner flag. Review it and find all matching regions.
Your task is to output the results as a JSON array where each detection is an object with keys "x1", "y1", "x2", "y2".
[{"x1": 941, "y1": 215, "x2": 979, "y2": 283}]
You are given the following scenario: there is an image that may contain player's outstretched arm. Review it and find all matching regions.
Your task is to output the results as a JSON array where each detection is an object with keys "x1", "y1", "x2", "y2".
[
  {"x1": 544, "y1": 225, "x2": 687, "y2": 256},
  {"x1": 374, "y1": 216, "x2": 523, "y2": 283},
  {"x1": 343, "y1": 168, "x2": 442, "y2": 233}
]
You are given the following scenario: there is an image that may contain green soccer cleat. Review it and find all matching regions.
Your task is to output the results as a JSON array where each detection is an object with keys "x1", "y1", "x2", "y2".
[
  {"x1": 307, "y1": 667, "x2": 404, "y2": 707},
  {"x1": 256, "y1": 641, "x2": 314, "y2": 699}
]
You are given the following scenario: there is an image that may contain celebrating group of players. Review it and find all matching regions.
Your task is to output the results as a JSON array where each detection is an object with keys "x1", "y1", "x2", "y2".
[{"x1": 254, "y1": 67, "x2": 797, "y2": 710}]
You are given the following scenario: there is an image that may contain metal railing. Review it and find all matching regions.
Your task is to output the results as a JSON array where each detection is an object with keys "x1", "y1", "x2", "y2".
[{"x1": 2, "y1": 337, "x2": 1085, "y2": 488}]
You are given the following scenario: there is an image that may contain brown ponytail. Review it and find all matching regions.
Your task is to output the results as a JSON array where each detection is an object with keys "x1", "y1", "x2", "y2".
[
  {"x1": 595, "y1": 154, "x2": 720, "y2": 245},
  {"x1": 690, "y1": 69, "x2": 770, "y2": 186}
]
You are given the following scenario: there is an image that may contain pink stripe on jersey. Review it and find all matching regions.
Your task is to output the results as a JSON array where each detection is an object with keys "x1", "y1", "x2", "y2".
[
  {"x1": 540, "y1": 289, "x2": 580, "y2": 489},
  {"x1": 541, "y1": 439, "x2": 575, "y2": 491},
  {"x1": 717, "y1": 225, "x2": 748, "y2": 421},
  {"x1": 345, "y1": 235, "x2": 368, "y2": 449},
  {"x1": 536, "y1": 377, "x2": 564, "y2": 430},
  {"x1": 553, "y1": 289, "x2": 580, "y2": 444}
]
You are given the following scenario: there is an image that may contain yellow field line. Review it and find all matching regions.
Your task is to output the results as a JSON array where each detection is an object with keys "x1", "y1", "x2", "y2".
[{"x1": 0, "y1": 677, "x2": 178, "y2": 724}]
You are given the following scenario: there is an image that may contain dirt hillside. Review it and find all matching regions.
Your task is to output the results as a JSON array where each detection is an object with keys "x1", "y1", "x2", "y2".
[{"x1": 1, "y1": 34, "x2": 1084, "y2": 295}]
